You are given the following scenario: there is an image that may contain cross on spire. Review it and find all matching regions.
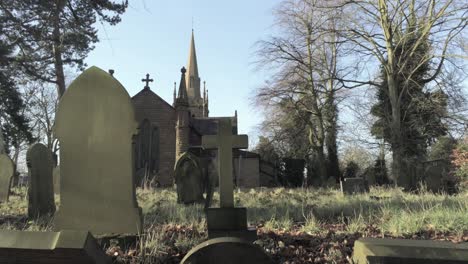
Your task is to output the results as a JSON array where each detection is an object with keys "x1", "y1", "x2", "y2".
[{"x1": 141, "y1": 73, "x2": 154, "y2": 89}]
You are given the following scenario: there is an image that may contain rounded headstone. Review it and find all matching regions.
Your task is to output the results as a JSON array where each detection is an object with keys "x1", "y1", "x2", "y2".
[
  {"x1": 53, "y1": 66, "x2": 142, "y2": 235},
  {"x1": 181, "y1": 237, "x2": 274, "y2": 264},
  {"x1": 0, "y1": 154, "x2": 14, "y2": 202},
  {"x1": 175, "y1": 151, "x2": 204, "y2": 204},
  {"x1": 27, "y1": 143, "x2": 55, "y2": 218}
]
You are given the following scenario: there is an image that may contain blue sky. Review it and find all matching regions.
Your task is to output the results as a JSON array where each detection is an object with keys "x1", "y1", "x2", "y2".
[{"x1": 85, "y1": 0, "x2": 281, "y2": 144}]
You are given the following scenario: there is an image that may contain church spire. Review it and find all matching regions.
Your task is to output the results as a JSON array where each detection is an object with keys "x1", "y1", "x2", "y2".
[{"x1": 185, "y1": 30, "x2": 201, "y2": 99}]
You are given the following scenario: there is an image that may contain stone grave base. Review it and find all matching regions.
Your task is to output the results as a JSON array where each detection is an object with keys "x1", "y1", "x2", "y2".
[
  {"x1": 206, "y1": 207, "x2": 257, "y2": 242},
  {"x1": 53, "y1": 203, "x2": 142, "y2": 236},
  {"x1": 353, "y1": 238, "x2": 468, "y2": 264},
  {"x1": 0, "y1": 229, "x2": 110, "y2": 264},
  {"x1": 181, "y1": 237, "x2": 274, "y2": 264}
]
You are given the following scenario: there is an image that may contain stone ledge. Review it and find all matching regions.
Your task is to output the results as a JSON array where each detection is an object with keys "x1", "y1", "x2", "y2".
[
  {"x1": 0, "y1": 229, "x2": 110, "y2": 264},
  {"x1": 352, "y1": 238, "x2": 468, "y2": 264}
]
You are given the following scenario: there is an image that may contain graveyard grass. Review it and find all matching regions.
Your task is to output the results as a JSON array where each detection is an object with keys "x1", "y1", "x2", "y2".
[{"x1": 1, "y1": 186, "x2": 467, "y2": 263}]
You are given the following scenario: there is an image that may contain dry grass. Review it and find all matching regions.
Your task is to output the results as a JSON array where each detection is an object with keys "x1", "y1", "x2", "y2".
[{"x1": 1, "y1": 185, "x2": 467, "y2": 263}]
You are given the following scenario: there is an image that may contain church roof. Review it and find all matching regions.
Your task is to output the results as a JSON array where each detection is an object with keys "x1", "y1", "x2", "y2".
[
  {"x1": 191, "y1": 117, "x2": 237, "y2": 136},
  {"x1": 132, "y1": 87, "x2": 175, "y2": 111}
]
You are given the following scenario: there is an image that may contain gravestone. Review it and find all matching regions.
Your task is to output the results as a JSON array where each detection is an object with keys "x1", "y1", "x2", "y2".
[
  {"x1": 175, "y1": 151, "x2": 205, "y2": 204},
  {"x1": 53, "y1": 66, "x2": 142, "y2": 236},
  {"x1": 53, "y1": 166, "x2": 60, "y2": 194},
  {"x1": 27, "y1": 143, "x2": 56, "y2": 218},
  {"x1": 340, "y1": 178, "x2": 369, "y2": 195},
  {"x1": 0, "y1": 154, "x2": 14, "y2": 203},
  {"x1": 352, "y1": 237, "x2": 468, "y2": 264},
  {"x1": 202, "y1": 118, "x2": 257, "y2": 242},
  {"x1": 0, "y1": 229, "x2": 111, "y2": 264},
  {"x1": 181, "y1": 237, "x2": 274, "y2": 264}
]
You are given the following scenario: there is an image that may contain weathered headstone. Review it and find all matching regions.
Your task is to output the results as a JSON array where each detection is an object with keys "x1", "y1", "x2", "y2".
[
  {"x1": 0, "y1": 229, "x2": 111, "y2": 264},
  {"x1": 340, "y1": 178, "x2": 369, "y2": 195},
  {"x1": 0, "y1": 154, "x2": 13, "y2": 203},
  {"x1": 352, "y1": 237, "x2": 468, "y2": 264},
  {"x1": 202, "y1": 118, "x2": 256, "y2": 242},
  {"x1": 175, "y1": 151, "x2": 205, "y2": 204},
  {"x1": 53, "y1": 166, "x2": 60, "y2": 194},
  {"x1": 53, "y1": 66, "x2": 142, "y2": 236},
  {"x1": 181, "y1": 237, "x2": 274, "y2": 264},
  {"x1": 27, "y1": 143, "x2": 56, "y2": 218}
]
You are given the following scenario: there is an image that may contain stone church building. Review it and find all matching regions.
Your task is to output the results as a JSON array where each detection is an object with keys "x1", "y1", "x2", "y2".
[{"x1": 131, "y1": 32, "x2": 262, "y2": 188}]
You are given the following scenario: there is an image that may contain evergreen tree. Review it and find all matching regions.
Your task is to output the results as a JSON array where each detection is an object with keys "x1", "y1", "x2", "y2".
[
  {"x1": 371, "y1": 34, "x2": 448, "y2": 164},
  {"x1": 0, "y1": 0, "x2": 128, "y2": 97},
  {"x1": 0, "y1": 41, "x2": 33, "y2": 153}
]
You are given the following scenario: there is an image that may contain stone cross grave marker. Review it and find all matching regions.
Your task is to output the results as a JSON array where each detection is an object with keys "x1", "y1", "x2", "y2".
[
  {"x1": 26, "y1": 143, "x2": 56, "y2": 218},
  {"x1": 202, "y1": 118, "x2": 257, "y2": 242},
  {"x1": 0, "y1": 154, "x2": 14, "y2": 203},
  {"x1": 53, "y1": 66, "x2": 142, "y2": 236},
  {"x1": 202, "y1": 118, "x2": 248, "y2": 208}
]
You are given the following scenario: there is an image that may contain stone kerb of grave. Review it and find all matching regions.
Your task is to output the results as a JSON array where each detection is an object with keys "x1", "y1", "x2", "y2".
[
  {"x1": 53, "y1": 66, "x2": 142, "y2": 236},
  {"x1": 0, "y1": 229, "x2": 111, "y2": 264},
  {"x1": 181, "y1": 237, "x2": 274, "y2": 264},
  {"x1": 352, "y1": 237, "x2": 468, "y2": 264},
  {"x1": 0, "y1": 154, "x2": 14, "y2": 203}
]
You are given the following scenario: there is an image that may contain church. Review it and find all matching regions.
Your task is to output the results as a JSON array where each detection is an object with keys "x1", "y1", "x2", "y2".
[{"x1": 131, "y1": 31, "x2": 263, "y2": 188}]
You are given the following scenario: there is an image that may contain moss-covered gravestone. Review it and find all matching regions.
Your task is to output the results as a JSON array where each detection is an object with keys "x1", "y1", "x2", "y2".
[
  {"x1": 175, "y1": 151, "x2": 205, "y2": 204},
  {"x1": 27, "y1": 143, "x2": 56, "y2": 218},
  {"x1": 53, "y1": 66, "x2": 142, "y2": 236},
  {"x1": 0, "y1": 229, "x2": 110, "y2": 263},
  {"x1": 352, "y1": 238, "x2": 468, "y2": 263},
  {"x1": 201, "y1": 118, "x2": 256, "y2": 242},
  {"x1": 181, "y1": 237, "x2": 274, "y2": 264},
  {"x1": 0, "y1": 154, "x2": 13, "y2": 203}
]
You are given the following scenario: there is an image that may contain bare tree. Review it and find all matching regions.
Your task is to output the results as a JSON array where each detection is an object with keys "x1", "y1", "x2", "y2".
[
  {"x1": 334, "y1": 0, "x2": 467, "y2": 189},
  {"x1": 254, "y1": 0, "x2": 349, "y2": 184}
]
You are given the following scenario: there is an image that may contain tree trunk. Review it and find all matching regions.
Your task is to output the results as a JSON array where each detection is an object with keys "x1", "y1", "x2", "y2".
[{"x1": 53, "y1": 0, "x2": 66, "y2": 98}]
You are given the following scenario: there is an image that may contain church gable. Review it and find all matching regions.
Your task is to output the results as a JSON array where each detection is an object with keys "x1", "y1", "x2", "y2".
[{"x1": 132, "y1": 88, "x2": 176, "y2": 187}]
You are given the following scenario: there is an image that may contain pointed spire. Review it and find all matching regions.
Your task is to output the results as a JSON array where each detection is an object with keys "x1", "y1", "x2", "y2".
[
  {"x1": 186, "y1": 30, "x2": 199, "y2": 79},
  {"x1": 173, "y1": 82, "x2": 177, "y2": 105},
  {"x1": 203, "y1": 81, "x2": 206, "y2": 101},
  {"x1": 177, "y1": 67, "x2": 188, "y2": 105}
]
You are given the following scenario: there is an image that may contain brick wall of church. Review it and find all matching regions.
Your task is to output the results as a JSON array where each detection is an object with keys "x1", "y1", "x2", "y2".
[{"x1": 132, "y1": 89, "x2": 176, "y2": 187}]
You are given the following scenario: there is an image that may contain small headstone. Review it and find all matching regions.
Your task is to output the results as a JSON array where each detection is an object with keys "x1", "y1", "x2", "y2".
[
  {"x1": 53, "y1": 166, "x2": 60, "y2": 194},
  {"x1": 352, "y1": 237, "x2": 468, "y2": 264},
  {"x1": 27, "y1": 143, "x2": 56, "y2": 218},
  {"x1": 0, "y1": 229, "x2": 111, "y2": 264},
  {"x1": 175, "y1": 151, "x2": 205, "y2": 204},
  {"x1": 53, "y1": 66, "x2": 142, "y2": 236},
  {"x1": 181, "y1": 237, "x2": 274, "y2": 264},
  {"x1": 340, "y1": 178, "x2": 369, "y2": 195},
  {"x1": 202, "y1": 118, "x2": 256, "y2": 242},
  {"x1": 0, "y1": 154, "x2": 14, "y2": 203}
]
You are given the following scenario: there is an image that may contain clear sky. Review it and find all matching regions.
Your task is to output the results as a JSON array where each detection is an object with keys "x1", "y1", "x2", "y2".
[{"x1": 85, "y1": 0, "x2": 280, "y2": 144}]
